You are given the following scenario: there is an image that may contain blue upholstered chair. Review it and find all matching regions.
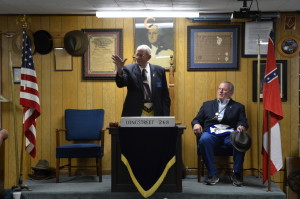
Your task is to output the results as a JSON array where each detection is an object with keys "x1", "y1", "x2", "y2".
[
  {"x1": 196, "y1": 134, "x2": 233, "y2": 182},
  {"x1": 56, "y1": 109, "x2": 105, "y2": 183}
]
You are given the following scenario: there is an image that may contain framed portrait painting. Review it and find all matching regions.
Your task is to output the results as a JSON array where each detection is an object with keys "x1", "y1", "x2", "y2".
[
  {"x1": 82, "y1": 29, "x2": 123, "y2": 80},
  {"x1": 187, "y1": 25, "x2": 240, "y2": 71},
  {"x1": 134, "y1": 17, "x2": 174, "y2": 70},
  {"x1": 252, "y1": 60, "x2": 287, "y2": 102}
]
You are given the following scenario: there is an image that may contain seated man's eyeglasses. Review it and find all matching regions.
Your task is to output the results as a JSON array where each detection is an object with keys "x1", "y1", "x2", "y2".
[{"x1": 218, "y1": 88, "x2": 229, "y2": 92}]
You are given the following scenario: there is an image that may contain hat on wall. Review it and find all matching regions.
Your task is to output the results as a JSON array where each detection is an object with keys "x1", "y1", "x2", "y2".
[
  {"x1": 33, "y1": 30, "x2": 53, "y2": 55},
  {"x1": 12, "y1": 29, "x2": 35, "y2": 55},
  {"x1": 230, "y1": 131, "x2": 252, "y2": 152},
  {"x1": 64, "y1": 30, "x2": 88, "y2": 56}
]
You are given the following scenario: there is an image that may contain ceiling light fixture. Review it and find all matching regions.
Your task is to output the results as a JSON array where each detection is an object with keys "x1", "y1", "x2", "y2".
[{"x1": 96, "y1": 10, "x2": 199, "y2": 18}]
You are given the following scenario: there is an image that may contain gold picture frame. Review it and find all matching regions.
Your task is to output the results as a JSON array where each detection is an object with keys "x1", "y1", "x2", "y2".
[{"x1": 82, "y1": 29, "x2": 123, "y2": 80}]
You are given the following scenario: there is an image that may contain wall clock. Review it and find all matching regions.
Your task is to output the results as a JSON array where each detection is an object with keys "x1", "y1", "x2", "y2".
[{"x1": 277, "y1": 35, "x2": 299, "y2": 58}]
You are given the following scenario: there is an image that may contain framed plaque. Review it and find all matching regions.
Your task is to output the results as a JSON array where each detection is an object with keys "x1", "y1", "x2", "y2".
[
  {"x1": 13, "y1": 67, "x2": 21, "y2": 84},
  {"x1": 187, "y1": 25, "x2": 240, "y2": 71},
  {"x1": 54, "y1": 48, "x2": 72, "y2": 71},
  {"x1": 243, "y1": 21, "x2": 273, "y2": 57},
  {"x1": 284, "y1": 16, "x2": 296, "y2": 30},
  {"x1": 277, "y1": 35, "x2": 299, "y2": 58},
  {"x1": 82, "y1": 29, "x2": 123, "y2": 80}
]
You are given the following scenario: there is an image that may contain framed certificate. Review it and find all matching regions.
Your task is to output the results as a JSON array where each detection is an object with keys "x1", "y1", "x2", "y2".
[
  {"x1": 82, "y1": 29, "x2": 123, "y2": 80},
  {"x1": 54, "y1": 48, "x2": 72, "y2": 71},
  {"x1": 13, "y1": 67, "x2": 21, "y2": 84},
  {"x1": 187, "y1": 25, "x2": 240, "y2": 71},
  {"x1": 243, "y1": 21, "x2": 273, "y2": 57}
]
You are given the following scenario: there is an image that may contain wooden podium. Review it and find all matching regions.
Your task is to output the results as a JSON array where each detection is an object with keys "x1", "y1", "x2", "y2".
[{"x1": 108, "y1": 124, "x2": 185, "y2": 193}]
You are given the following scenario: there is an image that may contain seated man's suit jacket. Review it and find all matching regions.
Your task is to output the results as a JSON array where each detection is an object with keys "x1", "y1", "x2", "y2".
[{"x1": 191, "y1": 99, "x2": 248, "y2": 131}]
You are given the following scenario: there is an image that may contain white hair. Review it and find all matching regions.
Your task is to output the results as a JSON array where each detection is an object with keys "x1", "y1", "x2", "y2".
[{"x1": 136, "y1": 45, "x2": 152, "y2": 55}]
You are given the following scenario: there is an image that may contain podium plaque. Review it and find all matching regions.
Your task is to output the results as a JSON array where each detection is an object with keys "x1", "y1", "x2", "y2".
[{"x1": 120, "y1": 116, "x2": 175, "y2": 127}]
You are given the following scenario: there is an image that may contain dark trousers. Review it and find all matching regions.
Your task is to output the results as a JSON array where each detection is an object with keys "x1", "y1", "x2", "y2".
[{"x1": 199, "y1": 132, "x2": 245, "y2": 177}]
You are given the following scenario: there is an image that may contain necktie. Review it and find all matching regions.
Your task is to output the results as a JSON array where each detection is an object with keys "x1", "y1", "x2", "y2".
[{"x1": 142, "y1": 69, "x2": 152, "y2": 102}]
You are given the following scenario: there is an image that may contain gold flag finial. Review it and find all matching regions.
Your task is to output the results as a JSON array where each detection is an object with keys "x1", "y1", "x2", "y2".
[{"x1": 16, "y1": 15, "x2": 31, "y2": 29}]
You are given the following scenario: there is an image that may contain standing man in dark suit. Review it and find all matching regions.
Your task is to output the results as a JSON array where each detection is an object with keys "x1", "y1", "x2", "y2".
[
  {"x1": 112, "y1": 44, "x2": 170, "y2": 117},
  {"x1": 191, "y1": 81, "x2": 248, "y2": 186}
]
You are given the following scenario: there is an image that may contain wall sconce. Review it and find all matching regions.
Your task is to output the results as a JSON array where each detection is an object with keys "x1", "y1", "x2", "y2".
[{"x1": 96, "y1": 10, "x2": 199, "y2": 18}]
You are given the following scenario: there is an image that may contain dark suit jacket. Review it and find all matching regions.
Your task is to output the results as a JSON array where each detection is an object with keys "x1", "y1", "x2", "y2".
[
  {"x1": 115, "y1": 64, "x2": 170, "y2": 116},
  {"x1": 191, "y1": 99, "x2": 248, "y2": 132}
]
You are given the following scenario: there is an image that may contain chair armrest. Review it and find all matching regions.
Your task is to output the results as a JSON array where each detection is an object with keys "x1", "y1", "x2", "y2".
[
  {"x1": 194, "y1": 132, "x2": 202, "y2": 145},
  {"x1": 56, "y1": 128, "x2": 66, "y2": 147}
]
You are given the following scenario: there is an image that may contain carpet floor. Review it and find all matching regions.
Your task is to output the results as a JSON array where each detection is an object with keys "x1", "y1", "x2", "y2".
[{"x1": 7, "y1": 175, "x2": 285, "y2": 199}]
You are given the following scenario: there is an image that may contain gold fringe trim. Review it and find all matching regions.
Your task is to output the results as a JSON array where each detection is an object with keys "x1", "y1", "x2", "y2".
[{"x1": 121, "y1": 154, "x2": 176, "y2": 198}]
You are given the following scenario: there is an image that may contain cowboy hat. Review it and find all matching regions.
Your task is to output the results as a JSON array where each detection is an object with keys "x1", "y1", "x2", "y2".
[
  {"x1": 33, "y1": 30, "x2": 53, "y2": 55},
  {"x1": 12, "y1": 29, "x2": 35, "y2": 55},
  {"x1": 28, "y1": 159, "x2": 54, "y2": 180},
  {"x1": 64, "y1": 30, "x2": 88, "y2": 56},
  {"x1": 32, "y1": 159, "x2": 50, "y2": 170},
  {"x1": 230, "y1": 131, "x2": 251, "y2": 152},
  {"x1": 28, "y1": 169, "x2": 53, "y2": 180},
  {"x1": 288, "y1": 168, "x2": 300, "y2": 193}
]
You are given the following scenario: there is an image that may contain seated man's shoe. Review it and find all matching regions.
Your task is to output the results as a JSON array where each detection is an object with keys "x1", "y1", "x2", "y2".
[
  {"x1": 230, "y1": 172, "x2": 243, "y2": 187},
  {"x1": 205, "y1": 175, "x2": 219, "y2": 185}
]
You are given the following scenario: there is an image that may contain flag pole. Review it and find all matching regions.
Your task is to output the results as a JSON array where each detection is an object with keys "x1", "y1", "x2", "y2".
[
  {"x1": 11, "y1": 15, "x2": 32, "y2": 192},
  {"x1": 256, "y1": 35, "x2": 261, "y2": 178},
  {"x1": 169, "y1": 55, "x2": 175, "y2": 116},
  {"x1": 267, "y1": 111, "x2": 271, "y2": 191},
  {"x1": 5, "y1": 33, "x2": 20, "y2": 187}
]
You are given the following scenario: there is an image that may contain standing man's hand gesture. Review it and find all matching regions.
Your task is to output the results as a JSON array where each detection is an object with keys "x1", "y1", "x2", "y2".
[{"x1": 112, "y1": 55, "x2": 127, "y2": 75}]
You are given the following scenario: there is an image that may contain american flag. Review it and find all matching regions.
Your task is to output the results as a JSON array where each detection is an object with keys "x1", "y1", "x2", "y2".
[
  {"x1": 262, "y1": 30, "x2": 283, "y2": 183},
  {"x1": 20, "y1": 29, "x2": 41, "y2": 158}
]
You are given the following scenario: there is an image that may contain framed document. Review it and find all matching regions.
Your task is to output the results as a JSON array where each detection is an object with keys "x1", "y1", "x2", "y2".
[
  {"x1": 134, "y1": 17, "x2": 174, "y2": 70},
  {"x1": 13, "y1": 67, "x2": 21, "y2": 84},
  {"x1": 187, "y1": 25, "x2": 240, "y2": 71},
  {"x1": 54, "y1": 48, "x2": 72, "y2": 71},
  {"x1": 82, "y1": 29, "x2": 123, "y2": 80},
  {"x1": 243, "y1": 21, "x2": 273, "y2": 57},
  {"x1": 252, "y1": 60, "x2": 287, "y2": 102}
]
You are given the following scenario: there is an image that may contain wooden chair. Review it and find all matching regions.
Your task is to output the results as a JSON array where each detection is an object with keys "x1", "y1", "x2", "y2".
[{"x1": 56, "y1": 109, "x2": 105, "y2": 183}]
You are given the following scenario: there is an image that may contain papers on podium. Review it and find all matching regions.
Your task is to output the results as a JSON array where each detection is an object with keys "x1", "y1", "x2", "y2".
[{"x1": 120, "y1": 116, "x2": 175, "y2": 127}]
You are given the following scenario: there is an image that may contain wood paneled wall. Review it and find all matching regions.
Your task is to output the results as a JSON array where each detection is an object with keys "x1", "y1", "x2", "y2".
[{"x1": 0, "y1": 14, "x2": 299, "y2": 192}]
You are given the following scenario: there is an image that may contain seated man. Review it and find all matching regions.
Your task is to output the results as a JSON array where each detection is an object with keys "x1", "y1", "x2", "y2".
[
  {"x1": 0, "y1": 128, "x2": 8, "y2": 147},
  {"x1": 191, "y1": 81, "x2": 248, "y2": 187}
]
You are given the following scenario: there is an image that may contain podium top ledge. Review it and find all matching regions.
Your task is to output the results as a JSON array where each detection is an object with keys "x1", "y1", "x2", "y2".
[{"x1": 120, "y1": 116, "x2": 175, "y2": 127}]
